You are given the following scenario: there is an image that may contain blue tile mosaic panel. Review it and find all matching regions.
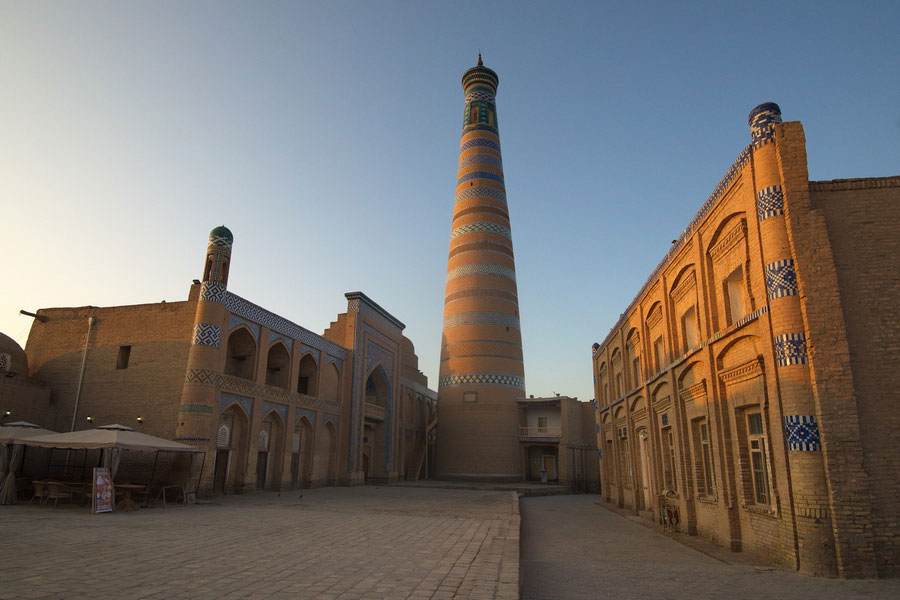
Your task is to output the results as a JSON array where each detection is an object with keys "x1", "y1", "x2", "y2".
[
  {"x1": 455, "y1": 186, "x2": 507, "y2": 204},
  {"x1": 765, "y1": 259, "x2": 799, "y2": 299},
  {"x1": 300, "y1": 343, "x2": 321, "y2": 363},
  {"x1": 460, "y1": 138, "x2": 501, "y2": 152},
  {"x1": 192, "y1": 323, "x2": 221, "y2": 347},
  {"x1": 451, "y1": 222, "x2": 511, "y2": 239},
  {"x1": 757, "y1": 185, "x2": 785, "y2": 221},
  {"x1": 295, "y1": 408, "x2": 316, "y2": 425},
  {"x1": 220, "y1": 392, "x2": 253, "y2": 416},
  {"x1": 443, "y1": 311, "x2": 520, "y2": 331},
  {"x1": 774, "y1": 333, "x2": 808, "y2": 367},
  {"x1": 262, "y1": 401, "x2": 287, "y2": 423},
  {"x1": 446, "y1": 263, "x2": 516, "y2": 282},
  {"x1": 784, "y1": 415, "x2": 821, "y2": 451},
  {"x1": 438, "y1": 372, "x2": 525, "y2": 389},
  {"x1": 458, "y1": 153, "x2": 503, "y2": 170},
  {"x1": 457, "y1": 170, "x2": 504, "y2": 186},
  {"x1": 228, "y1": 315, "x2": 260, "y2": 340},
  {"x1": 200, "y1": 281, "x2": 227, "y2": 303}
]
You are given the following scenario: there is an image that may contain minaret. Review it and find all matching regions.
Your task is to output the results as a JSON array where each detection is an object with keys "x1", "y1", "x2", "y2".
[{"x1": 436, "y1": 57, "x2": 525, "y2": 481}]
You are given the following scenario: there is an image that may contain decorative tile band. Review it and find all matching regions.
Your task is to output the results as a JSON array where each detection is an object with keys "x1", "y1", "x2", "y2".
[
  {"x1": 446, "y1": 263, "x2": 516, "y2": 282},
  {"x1": 262, "y1": 401, "x2": 288, "y2": 423},
  {"x1": 765, "y1": 259, "x2": 799, "y2": 299},
  {"x1": 185, "y1": 369, "x2": 342, "y2": 413},
  {"x1": 465, "y1": 89, "x2": 495, "y2": 103},
  {"x1": 451, "y1": 222, "x2": 511, "y2": 239},
  {"x1": 300, "y1": 343, "x2": 321, "y2": 363},
  {"x1": 178, "y1": 404, "x2": 214, "y2": 413},
  {"x1": 460, "y1": 138, "x2": 501, "y2": 152},
  {"x1": 175, "y1": 437, "x2": 210, "y2": 443},
  {"x1": 757, "y1": 185, "x2": 785, "y2": 221},
  {"x1": 200, "y1": 281, "x2": 227, "y2": 303},
  {"x1": 220, "y1": 392, "x2": 253, "y2": 416},
  {"x1": 774, "y1": 333, "x2": 808, "y2": 366},
  {"x1": 455, "y1": 186, "x2": 507, "y2": 204},
  {"x1": 443, "y1": 311, "x2": 520, "y2": 331},
  {"x1": 438, "y1": 372, "x2": 525, "y2": 389},
  {"x1": 228, "y1": 315, "x2": 260, "y2": 340},
  {"x1": 459, "y1": 153, "x2": 503, "y2": 170},
  {"x1": 295, "y1": 407, "x2": 316, "y2": 425},
  {"x1": 192, "y1": 323, "x2": 221, "y2": 347},
  {"x1": 784, "y1": 415, "x2": 821, "y2": 451},
  {"x1": 457, "y1": 170, "x2": 504, "y2": 186},
  {"x1": 749, "y1": 102, "x2": 782, "y2": 148}
]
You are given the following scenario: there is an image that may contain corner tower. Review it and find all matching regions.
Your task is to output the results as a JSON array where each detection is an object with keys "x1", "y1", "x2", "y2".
[{"x1": 436, "y1": 57, "x2": 525, "y2": 481}]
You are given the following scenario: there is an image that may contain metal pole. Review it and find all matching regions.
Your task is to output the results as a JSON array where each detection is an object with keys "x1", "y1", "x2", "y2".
[
  {"x1": 70, "y1": 317, "x2": 95, "y2": 432},
  {"x1": 195, "y1": 452, "x2": 207, "y2": 501}
]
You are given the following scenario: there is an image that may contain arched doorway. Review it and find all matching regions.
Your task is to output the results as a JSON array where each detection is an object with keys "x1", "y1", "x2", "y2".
[
  {"x1": 214, "y1": 403, "x2": 250, "y2": 494},
  {"x1": 291, "y1": 416, "x2": 314, "y2": 489},
  {"x1": 256, "y1": 410, "x2": 284, "y2": 491},
  {"x1": 363, "y1": 366, "x2": 390, "y2": 482}
]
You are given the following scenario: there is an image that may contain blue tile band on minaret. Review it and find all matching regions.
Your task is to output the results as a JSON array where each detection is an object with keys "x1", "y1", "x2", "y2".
[
  {"x1": 749, "y1": 102, "x2": 782, "y2": 147},
  {"x1": 784, "y1": 415, "x2": 821, "y2": 451},
  {"x1": 757, "y1": 185, "x2": 785, "y2": 221},
  {"x1": 191, "y1": 323, "x2": 221, "y2": 347},
  {"x1": 766, "y1": 259, "x2": 799, "y2": 299},
  {"x1": 774, "y1": 333, "x2": 809, "y2": 366}
]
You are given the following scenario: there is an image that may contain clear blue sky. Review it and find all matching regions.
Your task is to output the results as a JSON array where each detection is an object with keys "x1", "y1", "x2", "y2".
[{"x1": 2, "y1": 1, "x2": 897, "y2": 404}]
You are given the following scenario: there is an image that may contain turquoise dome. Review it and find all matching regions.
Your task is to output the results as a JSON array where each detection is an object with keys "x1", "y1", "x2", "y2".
[{"x1": 209, "y1": 225, "x2": 233, "y2": 246}]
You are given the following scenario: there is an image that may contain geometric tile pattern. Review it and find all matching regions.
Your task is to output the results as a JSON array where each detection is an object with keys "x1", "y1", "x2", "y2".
[
  {"x1": 443, "y1": 311, "x2": 520, "y2": 331},
  {"x1": 295, "y1": 407, "x2": 317, "y2": 426},
  {"x1": 784, "y1": 415, "x2": 821, "y2": 451},
  {"x1": 299, "y1": 344, "x2": 321, "y2": 363},
  {"x1": 184, "y1": 369, "x2": 342, "y2": 414},
  {"x1": 348, "y1": 323, "x2": 398, "y2": 472},
  {"x1": 446, "y1": 263, "x2": 516, "y2": 282},
  {"x1": 749, "y1": 103, "x2": 782, "y2": 148},
  {"x1": 365, "y1": 339, "x2": 395, "y2": 380},
  {"x1": 192, "y1": 323, "x2": 221, "y2": 347},
  {"x1": 229, "y1": 315, "x2": 260, "y2": 340},
  {"x1": 457, "y1": 170, "x2": 504, "y2": 186},
  {"x1": 326, "y1": 354, "x2": 343, "y2": 371},
  {"x1": 765, "y1": 259, "x2": 798, "y2": 299},
  {"x1": 269, "y1": 332, "x2": 292, "y2": 351},
  {"x1": 774, "y1": 333, "x2": 808, "y2": 367},
  {"x1": 459, "y1": 153, "x2": 503, "y2": 170},
  {"x1": 438, "y1": 372, "x2": 525, "y2": 390},
  {"x1": 200, "y1": 281, "x2": 227, "y2": 303},
  {"x1": 455, "y1": 186, "x2": 507, "y2": 204},
  {"x1": 460, "y1": 137, "x2": 501, "y2": 152},
  {"x1": 465, "y1": 89, "x2": 495, "y2": 103},
  {"x1": 451, "y1": 222, "x2": 511, "y2": 239},
  {"x1": 757, "y1": 185, "x2": 785, "y2": 221},
  {"x1": 178, "y1": 404, "x2": 214, "y2": 413},
  {"x1": 209, "y1": 235, "x2": 233, "y2": 248},
  {"x1": 220, "y1": 392, "x2": 253, "y2": 416},
  {"x1": 262, "y1": 401, "x2": 288, "y2": 423},
  {"x1": 223, "y1": 291, "x2": 348, "y2": 359}
]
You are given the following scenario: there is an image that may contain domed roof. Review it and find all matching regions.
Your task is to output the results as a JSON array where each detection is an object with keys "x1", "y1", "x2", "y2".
[
  {"x1": 208, "y1": 225, "x2": 233, "y2": 247},
  {"x1": 0, "y1": 331, "x2": 28, "y2": 375}
]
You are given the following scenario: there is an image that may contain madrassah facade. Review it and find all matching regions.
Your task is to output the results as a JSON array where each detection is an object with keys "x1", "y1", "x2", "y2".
[
  {"x1": 3, "y1": 226, "x2": 437, "y2": 493},
  {"x1": 591, "y1": 103, "x2": 899, "y2": 577}
]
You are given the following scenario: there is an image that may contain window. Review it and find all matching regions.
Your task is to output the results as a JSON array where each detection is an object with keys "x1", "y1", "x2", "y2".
[
  {"x1": 604, "y1": 383, "x2": 609, "y2": 404},
  {"x1": 620, "y1": 438, "x2": 632, "y2": 487},
  {"x1": 682, "y1": 306, "x2": 699, "y2": 351},
  {"x1": 747, "y1": 412, "x2": 770, "y2": 504},
  {"x1": 615, "y1": 373, "x2": 624, "y2": 398},
  {"x1": 654, "y1": 337, "x2": 665, "y2": 372},
  {"x1": 632, "y1": 357, "x2": 641, "y2": 387},
  {"x1": 725, "y1": 267, "x2": 746, "y2": 325},
  {"x1": 665, "y1": 428, "x2": 677, "y2": 491},
  {"x1": 694, "y1": 420, "x2": 714, "y2": 495},
  {"x1": 116, "y1": 345, "x2": 131, "y2": 370},
  {"x1": 537, "y1": 416, "x2": 548, "y2": 432}
]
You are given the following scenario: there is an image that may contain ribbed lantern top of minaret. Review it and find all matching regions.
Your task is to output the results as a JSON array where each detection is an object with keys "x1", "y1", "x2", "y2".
[{"x1": 462, "y1": 54, "x2": 499, "y2": 92}]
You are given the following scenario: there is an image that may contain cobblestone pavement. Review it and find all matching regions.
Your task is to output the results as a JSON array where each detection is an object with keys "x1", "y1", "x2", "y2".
[
  {"x1": 0, "y1": 486, "x2": 519, "y2": 600},
  {"x1": 520, "y1": 494, "x2": 900, "y2": 600}
]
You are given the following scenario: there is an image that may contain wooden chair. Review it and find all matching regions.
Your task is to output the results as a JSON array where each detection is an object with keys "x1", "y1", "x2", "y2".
[
  {"x1": 29, "y1": 481, "x2": 48, "y2": 506},
  {"x1": 45, "y1": 482, "x2": 74, "y2": 508}
]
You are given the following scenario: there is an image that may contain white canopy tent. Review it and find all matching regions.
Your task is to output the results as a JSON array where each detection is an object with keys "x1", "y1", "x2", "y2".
[{"x1": 0, "y1": 422, "x2": 59, "y2": 505}]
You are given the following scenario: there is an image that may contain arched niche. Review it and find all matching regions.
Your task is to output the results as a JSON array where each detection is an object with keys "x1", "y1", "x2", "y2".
[
  {"x1": 224, "y1": 328, "x2": 257, "y2": 380},
  {"x1": 265, "y1": 342, "x2": 290, "y2": 389}
]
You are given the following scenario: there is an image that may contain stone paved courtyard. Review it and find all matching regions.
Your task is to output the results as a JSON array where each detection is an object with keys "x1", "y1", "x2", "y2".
[
  {"x1": 0, "y1": 487, "x2": 519, "y2": 600},
  {"x1": 520, "y1": 494, "x2": 900, "y2": 599}
]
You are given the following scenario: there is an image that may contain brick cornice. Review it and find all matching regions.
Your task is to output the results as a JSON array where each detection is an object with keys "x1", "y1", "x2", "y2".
[{"x1": 719, "y1": 358, "x2": 763, "y2": 385}]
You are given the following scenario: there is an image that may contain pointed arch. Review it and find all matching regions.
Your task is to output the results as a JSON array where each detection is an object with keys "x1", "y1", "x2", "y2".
[
  {"x1": 265, "y1": 342, "x2": 291, "y2": 389},
  {"x1": 224, "y1": 328, "x2": 257, "y2": 379}
]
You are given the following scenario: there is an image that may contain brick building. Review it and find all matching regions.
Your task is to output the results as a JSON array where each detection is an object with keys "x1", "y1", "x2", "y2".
[
  {"x1": 4, "y1": 226, "x2": 436, "y2": 493},
  {"x1": 591, "y1": 103, "x2": 899, "y2": 577}
]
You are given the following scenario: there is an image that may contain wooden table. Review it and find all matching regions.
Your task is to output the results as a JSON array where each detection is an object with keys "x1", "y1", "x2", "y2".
[{"x1": 115, "y1": 484, "x2": 147, "y2": 512}]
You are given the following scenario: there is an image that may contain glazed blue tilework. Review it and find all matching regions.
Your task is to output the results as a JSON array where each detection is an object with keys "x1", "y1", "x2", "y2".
[
  {"x1": 455, "y1": 186, "x2": 507, "y2": 204},
  {"x1": 262, "y1": 401, "x2": 287, "y2": 423},
  {"x1": 784, "y1": 415, "x2": 820, "y2": 451},
  {"x1": 300, "y1": 344, "x2": 321, "y2": 363},
  {"x1": 774, "y1": 333, "x2": 808, "y2": 367},
  {"x1": 200, "y1": 281, "x2": 227, "y2": 303},
  {"x1": 750, "y1": 106, "x2": 782, "y2": 147},
  {"x1": 460, "y1": 138, "x2": 500, "y2": 152},
  {"x1": 192, "y1": 323, "x2": 221, "y2": 347},
  {"x1": 443, "y1": 311, "x2": 520, "y2": 331},
  {"x1": 757, "y1": 185, "x2": 785, "y2": 221},
  {"x1": 178, "y1": 404, "x2": 214, "y2": 413},
  {"x1": 465, "y1": 89, "x2": 495, "y2": 102},
  {"x1": 326, "y1": 354, "x2": 343, "y2": 371},
  {"x1": 451, "y1": 222, "x2": 511, "y2": 239},
  {"x1": 223, "y1": 291, "x2": 348, "y2": 359},
  {"x1": 348, "y1": 324, "x2": 397, "y2": 472},
  {"x1": 459, "y1": 153, "x2": 503, "y2": 170},
  {"x1": 446, "y1": 263, "x2": 516, "y2": 282},
  {"x1": 269, "y1": 332, "x2": 292, "y2": 351},
  {"x1": 766, "y1": 259, "x2": 799, "y2": 299},
  {"x1": 229, "y1": 315, "x2": 260, "y2": 340},
  {"x1": 220, "y1": 392, "x2": 253, "y2": 416},
  {"x1": 438, "y1": 372, "x2": 525, "y2": 389},
  {"x1": 295, "y1": 408, "x2": 316, "y2": 425},
  {"x1": 457, "y1": 170, "x2": 504, "y2": 186},
  {"x1": 209, "y1": 234, "x2": 233, "y2": 248}
]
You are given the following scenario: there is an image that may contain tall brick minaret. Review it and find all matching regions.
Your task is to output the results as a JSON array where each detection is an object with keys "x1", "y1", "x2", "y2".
[{"x1": 436, "y1": 56, "x2": 525, "y2": 481}]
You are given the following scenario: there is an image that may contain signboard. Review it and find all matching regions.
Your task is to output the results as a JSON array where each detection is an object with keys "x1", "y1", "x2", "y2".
[{"x1": 92, "y1": 467, "x2": 113, "y2": 514}]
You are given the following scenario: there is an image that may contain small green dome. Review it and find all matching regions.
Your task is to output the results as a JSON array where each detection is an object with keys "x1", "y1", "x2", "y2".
[{"x1": 209, "y1": 225, "x2": 233, "y2": 247}]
